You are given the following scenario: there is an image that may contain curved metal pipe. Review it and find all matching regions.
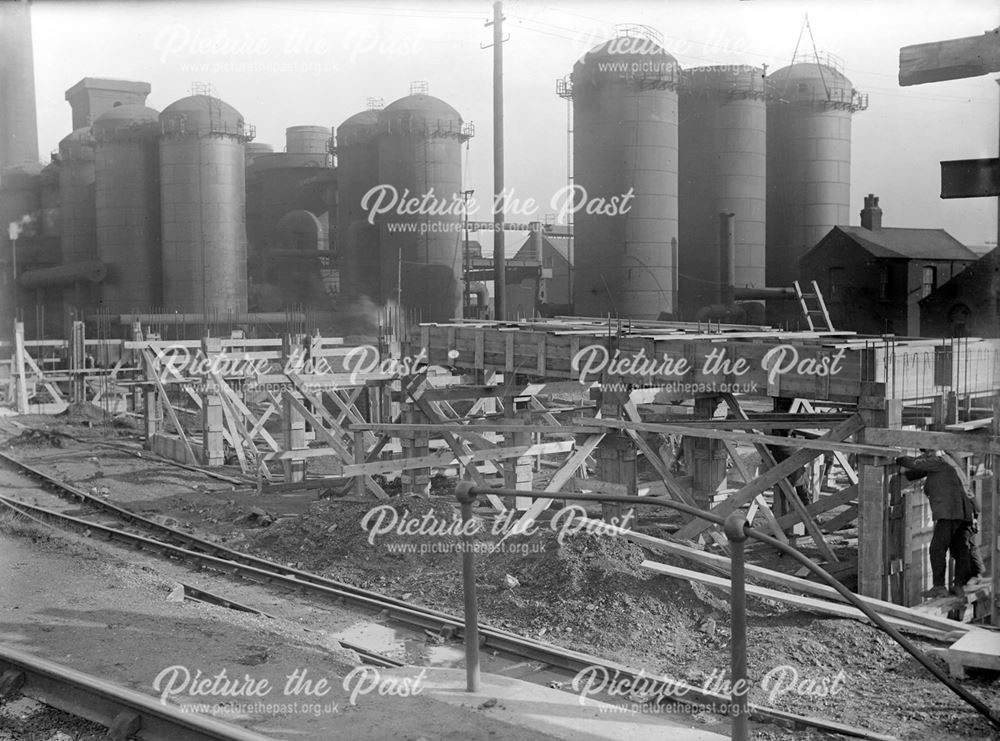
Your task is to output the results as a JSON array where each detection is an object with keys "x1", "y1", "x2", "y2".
[
  {"x1": 464, "y1": 485, "x2": 1000, "y2": 730},
  {"x1": 18, "y1": 260, "x2": 106, "y2": 289}
]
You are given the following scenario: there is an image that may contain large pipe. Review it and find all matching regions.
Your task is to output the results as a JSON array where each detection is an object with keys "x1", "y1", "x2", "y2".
[
  {"x1": 95, "y1": 312, "x2": 337, "y2": 325},
  {"x1": 719, "y1": 212, "x2": 735, "y2": 305},
  {"x1": 733, "y1": 286, "x2": 798, "y2": 300},
  {"x1": 18, "y1": 260, "x2": 106, "y2": 289}
]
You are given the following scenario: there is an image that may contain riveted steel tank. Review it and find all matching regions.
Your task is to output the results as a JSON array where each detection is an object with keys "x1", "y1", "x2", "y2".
[
  {"x1": 159, "y1": 94, "x2": 250, "y2": 315},
  {"x1": 335, "y1": 109, "x2": 380, "y2": 304},
  {"x1": 678, "y1": 65, "x2": 766, "y2": 316},
  {"x1": 0, "y1": 163, "x2": 42, "y2": 337},
  {"x1": 245, "y1": 142, "x2": 273, "y2": 167},
  {"x1": 286, "y1": 125, "x2": 332, "y2": 161},
  {"x1": 58, "y1": 127, "x2": 98, "y2": 315},
  {"x1": 93, "y1": 104, "x2": 162, "y2": 314},
  {"x1": 766, "y1": 55, "x2": 867, "y2": 295},
  {"x1": 376, "y1": 94, "x2": 469, "y2": 322},
  {"x1": 569, "y1": 29, "x2": 679, "y2": 319}
]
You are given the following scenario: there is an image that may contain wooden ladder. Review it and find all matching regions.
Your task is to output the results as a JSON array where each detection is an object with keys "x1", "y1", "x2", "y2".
[{"x1": 793, "y1": 280, "x2": 834, "y2": 331}]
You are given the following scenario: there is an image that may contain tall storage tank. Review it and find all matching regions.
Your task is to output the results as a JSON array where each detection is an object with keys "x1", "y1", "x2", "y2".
[
  {"x1": 335, "y1": 108, "x2": 380, "y2": 304},
  {"x1": 159, "y1": 94, "x2": 251, "y2": 315},
  {"x1": 58, "y1": 127, "x2": 98, "y2": 315},
  {"x1": 570, "y1": 26, "x2": 679, "y2": 319},
  {"x1": 93, "y1": 104, "x2": 162, "y2": 315},
  {"x1": 376, "y1": 92, "x2": 470, "y2": 322},
  {"x1": 286, "y1": 125, "x2": 332, "y2": 162},
  {"x1": 766, "y1": 53, "x2": 867, "y2": 296},
  {"x1": 678, "y1": 65, "x2": 767, "y2": 317}
]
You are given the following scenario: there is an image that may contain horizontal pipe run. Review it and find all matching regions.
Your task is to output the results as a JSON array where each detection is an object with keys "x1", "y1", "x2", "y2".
[
  {"x1": 90, "y1": 312, "x2": 337, "y2": 325},
  {"x1": 733, "y1": 287, "x2": 798, "y2": 300}
]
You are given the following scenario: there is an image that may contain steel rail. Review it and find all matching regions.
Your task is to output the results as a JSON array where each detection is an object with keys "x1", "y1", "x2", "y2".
[
  {"x1": 0, "y1": 645, "x2": 276, "y2": 741},
  {"x1": 0, "y1": 452, "x2": 897, "y2": 740}
]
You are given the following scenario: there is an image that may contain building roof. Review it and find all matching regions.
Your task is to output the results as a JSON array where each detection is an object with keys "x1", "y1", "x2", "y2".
[{"x1": 816, "y1": 225, "x2": 979, "y2": 262}]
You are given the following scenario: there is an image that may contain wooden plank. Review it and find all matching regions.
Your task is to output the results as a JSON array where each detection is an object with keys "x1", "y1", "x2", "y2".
[
  {"x1": 610, "y1": 524, "x2": 977, "y2": 635},
  {"x1": 641, "y1": 561, "x2": 959, "y2": 642},
  {"x1": 776, "y1": 485, "x2": 858, "y2": 529},
  {"x1": 504, "y1": 433, "x2": 606, "y2": 535},
  {"x1": 282, "y1": 390, "x2": 387, "y2": 499},
  {"x1": 403, "y1": 376, "x2": 504, "y2": 510},
  {"x1": 675, "y1": 413, "x2": 863, "y2": 543},
  {"x1": 722, "y1": 439, "x2": 788, "y2": 543},
  {"x1": 899, "y1": 29, "x2": 1000, "y2": 86},
  {"x1": 823, "y1": 504, "x2": 859, "y2": 533},
  {"x1": 580, "y1": 417, "x2": 892, "y2": 458},
  {"x1": 141, "y1": 349, "x2": 197, "y2": 465},
  {"x1": 945, "y1": 630, "x2": 1000, "y2": 679},
  {"x1": 340, "y1": 440, "x2": 573, "y2": 478},
  {"x1": 862, "y1": 427, "x2": 1000, "y2": 455}
]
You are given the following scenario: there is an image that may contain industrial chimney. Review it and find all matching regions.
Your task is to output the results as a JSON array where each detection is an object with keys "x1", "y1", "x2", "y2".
[
  {"x1": 0, "y1": 0, "x2": 39, "y2": 171},
  {"x1": 860, "y1": 193, "x2": 882, "y2": 230}
]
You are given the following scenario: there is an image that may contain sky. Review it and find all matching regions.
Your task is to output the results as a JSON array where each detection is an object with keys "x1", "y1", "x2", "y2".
[{"x1": 26, "y1": 0, "x2": 1000, "y2": 249}]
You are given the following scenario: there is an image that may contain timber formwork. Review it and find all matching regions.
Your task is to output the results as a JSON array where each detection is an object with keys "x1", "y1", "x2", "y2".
[{"x1": 3, "y1": 316, "x2": 999, "y2": 620}]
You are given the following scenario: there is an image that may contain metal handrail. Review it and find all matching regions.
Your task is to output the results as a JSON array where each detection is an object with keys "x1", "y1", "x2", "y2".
[{"x1": 454, "y1": 484, "x2": 1000, "y2": 739}]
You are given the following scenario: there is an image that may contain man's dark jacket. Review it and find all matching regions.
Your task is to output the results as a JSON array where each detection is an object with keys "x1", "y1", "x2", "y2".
[{"x1": 896, "y1": 454, "x2": 977, "y2": 522}]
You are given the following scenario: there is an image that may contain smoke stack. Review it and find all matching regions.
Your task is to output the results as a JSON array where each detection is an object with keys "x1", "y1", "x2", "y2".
[
  {"x1": 0, "y1": 0, "x2": 39, "y2": 172},
  {"x1": 860, "y1": 193, "x2": 882, "y2": 230}
]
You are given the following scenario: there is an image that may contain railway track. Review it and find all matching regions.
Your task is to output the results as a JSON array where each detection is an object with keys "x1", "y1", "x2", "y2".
[
  {"x1": 0, "y1": 645, "x2": 277, "y2": 741},
  {"x1": 0, "y1": 448, "x2": 895, "y2": 741}
]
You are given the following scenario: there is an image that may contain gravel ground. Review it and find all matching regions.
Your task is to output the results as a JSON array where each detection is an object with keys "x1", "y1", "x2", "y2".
[{"x1": 2, "y1": 410, "x2": 998, "y2": 740}]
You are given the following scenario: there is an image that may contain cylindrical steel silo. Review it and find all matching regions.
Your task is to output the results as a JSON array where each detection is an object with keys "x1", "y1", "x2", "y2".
[
  {"x1": 335, "y1": 109, "x2": 380, "y2": 305},
  {"x1": 245, "y1": 142, "x2": 273, "y2": 167},
  {"x1": 570, "y1": 27, "x2": 680, "y2": 319},
  {"x1": 376, "y1": 94, "x2": 469, "y2": 322},
  {"x1": 159, "y1": 94, "x2": 251, "y2": 315},
  {"x1": 286, "y1": 125, "x2": 332, "y2": 161},
  {"x1": 766, "y1": 54, "x2": 867, "y2": 295},
  {"x1": 93, "y1": 104, "x2": 161, "y2": 314},
  {"x1": 58, "y1": 127, "x2": 98, "y2": 316},
  {"x1": 678, "y1": 65, "x2": 766, "y2": 317}
]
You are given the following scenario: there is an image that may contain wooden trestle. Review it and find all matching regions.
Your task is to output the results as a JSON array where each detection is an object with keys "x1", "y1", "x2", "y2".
[{"x1": 2, "y1": 316, "x2": 998, "y2": 617}]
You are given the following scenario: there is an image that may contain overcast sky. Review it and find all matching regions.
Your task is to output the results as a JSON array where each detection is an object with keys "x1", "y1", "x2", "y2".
[{"x1": 27, "y1": 0, "x2": 1000, "y2": 248}]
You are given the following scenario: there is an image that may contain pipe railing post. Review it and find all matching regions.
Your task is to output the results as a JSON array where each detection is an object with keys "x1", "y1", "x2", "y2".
[
  {"x1": 455, "y1": 481, "x2": 480, "y2": 692},
  {"x1": 723, "y1": 510, "x2": 750, "y2": 741}
]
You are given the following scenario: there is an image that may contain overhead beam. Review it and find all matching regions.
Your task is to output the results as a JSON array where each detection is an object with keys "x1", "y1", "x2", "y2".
[{"x1": 899, "y1": 28, "x2": 1000, "y2": 86}]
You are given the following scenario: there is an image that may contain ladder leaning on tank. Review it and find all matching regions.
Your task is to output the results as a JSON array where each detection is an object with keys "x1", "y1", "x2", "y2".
[{"x1": 793, "y1": 280, "x2": 834, "y2": 331}]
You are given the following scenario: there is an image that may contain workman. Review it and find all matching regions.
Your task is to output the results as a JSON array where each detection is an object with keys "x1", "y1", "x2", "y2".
[{"x1": 895, "y1": 449, "x2": 983, "y2": 598}]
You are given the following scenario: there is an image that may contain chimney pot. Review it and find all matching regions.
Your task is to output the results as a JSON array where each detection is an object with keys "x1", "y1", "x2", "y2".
[{"x1": 861, "y1": 193, "x2": 882, "y2": 231}]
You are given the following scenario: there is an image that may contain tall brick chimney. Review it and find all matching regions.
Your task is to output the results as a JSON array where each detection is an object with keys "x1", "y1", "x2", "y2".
[{"x1": 860, "y1": 193, "x2": 882, "y2": 230}]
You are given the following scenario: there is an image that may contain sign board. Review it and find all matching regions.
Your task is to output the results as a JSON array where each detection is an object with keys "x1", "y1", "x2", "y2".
[{"x1": 940, "y1": 158, "x2": 1000, "y2": 199}]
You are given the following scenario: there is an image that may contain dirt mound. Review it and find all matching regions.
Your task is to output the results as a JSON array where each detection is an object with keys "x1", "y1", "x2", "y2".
[{"x1": 2, "y1": 429, "x2": 63, "y2": 448}]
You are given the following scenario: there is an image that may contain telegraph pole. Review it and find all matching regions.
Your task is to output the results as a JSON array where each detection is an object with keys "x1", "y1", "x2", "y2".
[{"x1": 485, "y1": 1, "x2": 506, "y2": 320}]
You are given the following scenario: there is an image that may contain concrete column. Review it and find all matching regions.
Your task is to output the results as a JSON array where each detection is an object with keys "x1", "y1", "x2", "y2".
[
  {"x1": 282, "y1": 394, "x2": 306, "y2": 483},
  {"x1": 400, "y1": 403, "x2": 430, "y2": 497},
  {"x1": 201, "y1": 393, "x2": 224, "y2": 466},
  {"x1": 502, "y1": 393, "x2": 533, "y2": 510},
  {"x1": 70, "y1": 320, "x2": 86, "y2": 403},
  {"x1": 595, "y1": 434, "x2": 638, "y2": 523},
  {"x1": 687, "y1": 396, "x2": 727, "y2": 510}
]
